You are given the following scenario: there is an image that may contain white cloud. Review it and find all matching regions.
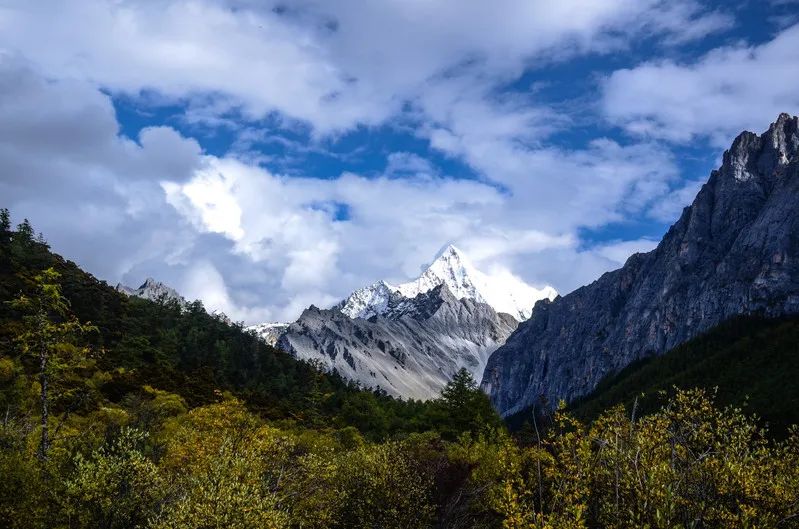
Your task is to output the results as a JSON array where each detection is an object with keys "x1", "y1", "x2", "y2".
[
  {"x1": 0, "y1": 51, "x2": 696, "y2": 323},
  {"x1": 156, "y1": 135, "x2": 683, "y2": 321},
  {"x1": 0, "y1": 58, "x2": 204, "y2": 278},
  {"x1": 593, "y1": 238, "x2": 659, "y2": 265},
  {"x1": 0, "y1": 0, "x2": 733, "y2": 134},
  {"x1": 602, "y1": 23, "x2": 799, "y2": 145},
  {"x1": 0, "y1": 0, "x2": 756, "y2": 324}
]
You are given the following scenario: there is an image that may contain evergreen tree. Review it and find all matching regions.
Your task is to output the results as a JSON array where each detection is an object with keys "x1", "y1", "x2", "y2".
[
  {"x1": 15, "y1": 219, "x2": 34, "y2": 243},
  {"x1": 8, "y1": 268, "x2": 95, "y2": 460},
  {"x1": 0, "y1": 208, "x2": 10, "y2": 235},
  {"x1": 0, "y1": 208, "x2": 11, "y2": 263},
  {"x1": 439, "y1": 368, "x2": 502, "y2": 438},
  {"x1": 35, "y1": 232, "x2": 48, "y2": 248}
]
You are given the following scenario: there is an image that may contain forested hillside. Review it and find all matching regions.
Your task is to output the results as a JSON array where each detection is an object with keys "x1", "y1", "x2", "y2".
[
  {"x1": 505, "y1": 315, "x2": 799, "y2": 437},
  {"x1": 0, "y1": 210, "x2": 488, "y2": 441},
  {"x1": 567, "y1": 315, "x2": 799, "y2": 435},
  {"x1": 2, "y1": 210, "x2": 799, "y2": 528}
]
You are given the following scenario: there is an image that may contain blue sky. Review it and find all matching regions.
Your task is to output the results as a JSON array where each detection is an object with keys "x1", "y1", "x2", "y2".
[{"x1": 1, "y1": 0, "x2": 798, "y2": 323}]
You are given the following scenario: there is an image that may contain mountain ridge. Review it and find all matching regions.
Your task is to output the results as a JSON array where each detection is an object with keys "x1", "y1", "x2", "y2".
[
  {"x1": 483, "y1": 113, "x2": 799, "y2": 417},
  {"x1": 339, "y1": 244, "x2": 557, "y2": 321},
  {"x1": 116, "y1": 277, "x2": 186, "y2": 305},
  {"x1": 279, "y1": 283, "x2": 519, "y2": 400}
]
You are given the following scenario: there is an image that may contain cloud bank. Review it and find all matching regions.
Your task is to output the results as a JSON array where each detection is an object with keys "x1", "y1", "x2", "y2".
[{"x1": 0, "y1": 1, "x2": 796, "y2": 323}]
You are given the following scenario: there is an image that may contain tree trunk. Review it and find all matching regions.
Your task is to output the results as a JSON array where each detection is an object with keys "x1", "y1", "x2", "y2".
[{"x1": 38, "y1": 334, "x2": 49, "y2": 461}]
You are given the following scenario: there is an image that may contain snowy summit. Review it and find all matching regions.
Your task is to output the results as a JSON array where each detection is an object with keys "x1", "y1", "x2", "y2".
[{"x1": 339, "y1": 245, "x2": 556, "y2": 321}]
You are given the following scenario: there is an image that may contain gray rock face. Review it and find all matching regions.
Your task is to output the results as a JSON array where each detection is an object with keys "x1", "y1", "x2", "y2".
[
  {"x1": 279, "y1": 284, "x2": 519, "y2": 400},
  {"x1": 116, "y1": 277, "x2": 186, "y2": 306},
  {"x1": 483, "y1": 113, "x2": 799, "y2": 417}
]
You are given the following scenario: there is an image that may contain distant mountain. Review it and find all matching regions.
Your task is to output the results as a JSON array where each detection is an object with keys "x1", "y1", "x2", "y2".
[
  {"x1": 116, "y1": 277, "x2": 186, "y2": 305},
  {"x1": 483, "y1": 113, "x2": 799, "y2": 417},
  {"x1": 263, "y1": 245, "x2": 553, "y2": 399},
  {"x1": 279, "y1": 284, "x2": 518, "y2": 400},
  {"x1": 339, "y1": 245, "x2": 557, "y2": 321},
  {"x1": 247, "y1": 322, "x2": 290, "y2": 346}
]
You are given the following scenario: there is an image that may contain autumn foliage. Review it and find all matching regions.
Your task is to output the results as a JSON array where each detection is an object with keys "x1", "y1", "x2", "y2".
[{"x1": 1, "y1": 212, "x2": 798, "y2": 528}]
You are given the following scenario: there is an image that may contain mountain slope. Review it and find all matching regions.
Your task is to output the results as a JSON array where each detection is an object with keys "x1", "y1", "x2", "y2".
[
  {"x1": 483, "y1": 113, "x2": 799, "y2": 417},
  {"x1": 0, "y1": 222, "x2": 452, "y2": 439},
  {"x1": 279, "y1": 284, "x2": 519, "y2": 399},
  {"x1": 339, "y1": 245, "x2": 556, "y2": 321},
  {"x1": 561, "y1": 315, "x2": 799, "y2": 436}
]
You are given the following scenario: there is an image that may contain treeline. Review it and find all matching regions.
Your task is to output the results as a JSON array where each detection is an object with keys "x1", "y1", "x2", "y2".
[{"x1": 2, "y1": 211, "x2": 799, "y2": 528}]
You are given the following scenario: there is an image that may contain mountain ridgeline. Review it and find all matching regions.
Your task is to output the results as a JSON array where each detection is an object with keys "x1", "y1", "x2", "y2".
[
  {"x1": 279, "y1": 284, "x2": 519, "y2": 399},
  {"x1": 484, "y1": 113, "x2": 799, "y2": 417},
  {"x1": 263, "y1": 245, "x2": 555, "y2": 399}
]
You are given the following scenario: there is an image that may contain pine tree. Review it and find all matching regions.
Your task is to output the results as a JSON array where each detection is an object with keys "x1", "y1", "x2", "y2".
[
  {"x1": 0, "y1": 208, "x2": 11, "y2": 255},
  {"x1": 439, "y1": 368, "x2": 503, "y2": 437},
  {"x1": 441, "y1": 368, "x2": 479, "y2": 410},
  {"x1": 35, "y1": 232, "x2": 48, "y2": 248},
  {"x1": 0, "y1": 208, "x2": 10, "y2": 233},
  {"x1": 16, "y1": 218, "x2": 34, "y2": 242},
  {"x1": 8, "y1": 268, "x2": 95, "y2": 461}
]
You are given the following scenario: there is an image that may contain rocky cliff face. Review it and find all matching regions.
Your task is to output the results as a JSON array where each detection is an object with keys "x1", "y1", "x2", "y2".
[
  {"x1": 279, "y1": 284, "x2": 519, "y2": 400},
  {"x1": 483, "y1": 113, "x2": 799, "y2": 417}
]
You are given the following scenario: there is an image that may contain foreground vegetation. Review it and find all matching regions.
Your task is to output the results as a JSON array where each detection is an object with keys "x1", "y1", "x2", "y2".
[{"x1": 2, "y1": 211, "x2": 799, "y2": 528}]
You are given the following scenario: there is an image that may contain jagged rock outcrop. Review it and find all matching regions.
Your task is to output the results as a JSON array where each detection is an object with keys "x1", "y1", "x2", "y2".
[
  {"x1": 116, "y1": 277, "x2": 186, "y2": 306},
  {"x1": 483, "y1": 113, "x2": 799, "y2": 417},
  {"x1": 279, "y1": 284, "x2": 519, "y2": 400}
]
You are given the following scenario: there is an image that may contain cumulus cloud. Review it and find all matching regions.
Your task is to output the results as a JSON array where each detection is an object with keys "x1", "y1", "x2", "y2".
[
  {"x1": 0, "y1": 0, "x2": 780, "y2": 324},
  {"x1": 0, "y1": 54, "x2": 672, "y2": 323},
  {"x1": 602, "y1": 23, "x2": 799, "y2": 145},
  {"x1": 0, "y1": 0, "x2": 734, "y2": 134},
  {"x1": 0, "y1": 58, "x2": 204, "y2": 279}
]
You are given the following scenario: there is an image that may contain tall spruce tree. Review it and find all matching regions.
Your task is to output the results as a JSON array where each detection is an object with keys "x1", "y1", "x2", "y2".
[
  {"x1": 0, "y1": 208, "x2": 11, "y2": 263},
  {"x1": 439, "y1": 368, "x2": 502, "y2": 437},
  {"x1": 8, "y1": 268, "x2": 95, "y2": 460}
]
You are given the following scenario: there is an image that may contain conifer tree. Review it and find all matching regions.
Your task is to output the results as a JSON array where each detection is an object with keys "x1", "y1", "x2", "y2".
[
  {"x1": 0, "y1": 208, "x2": 11, "y2": 254},
  {"x1": 8, "y1": 268, "x2": 95, "y2": 460},
  {"x1": 16, "y1": 219, "x2": 34, "y2": 243},
  {"x1": 439, "y1": 368, "x2": 502, "y2": 437},
  {"x1": 0, "y1": 208, "x2": 10, "y2": 234}
]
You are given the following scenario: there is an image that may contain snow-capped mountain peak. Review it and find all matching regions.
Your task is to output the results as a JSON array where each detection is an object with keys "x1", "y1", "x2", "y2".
[
  {"x1": 247, "y1": 321, "x2": 290, "y2": 346},
  {"x1": 396, "y1": 244, "x2": 481, "y2": 301},
  {"x1": 338, "y1": 244, "x2": 557, "y2": 321},
  {"x1": 116, "y1": 278, "x2": 185, "y2": 305},
  {"x1": 338, "y1": 280, "x2": 401, "y2": 319}
]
